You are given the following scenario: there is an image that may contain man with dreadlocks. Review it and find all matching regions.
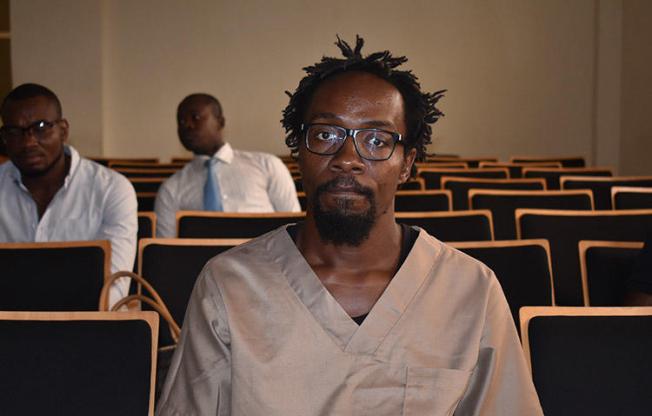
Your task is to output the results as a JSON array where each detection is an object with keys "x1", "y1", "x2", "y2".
[{"x1": 157, "y1": 36, "x2": 543, "y2": 415}]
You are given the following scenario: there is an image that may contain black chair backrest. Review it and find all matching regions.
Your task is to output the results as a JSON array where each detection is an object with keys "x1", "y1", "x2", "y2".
[
  {"x1": 139, "y1": 238, "x2": 246, "y2": 346},
  {"x1": 294, "y1": 177, "x2": 303, "y2": 192},
  {"x1": 522, "y1": 168, "x2": 612, "y2": 189},
  {"x1": 417, "y1": 168, "x2": 508, "y2": 189},
  {"x1": 91, "y1": 157, "x2": 159, "y2": 166},
  {"x1": 452, "y1": 240, "x2": 554, "y2": 333},
  {"x1": 472, "y1": 190, "x2": 593, "y2": 240},
  {"x1": 398, "y1": 177, "x2": 425, "y2": 191},
  {"x1": 177, "y1": 212, "x2": 305, "y2": 238},
  {"x1": 478, "y1": 162, "x2": 561, "y2": 178},
  {"x1": 442, "y1": 177, "x2": 546, "y2": 210},
  {"x1": 394, "y1": 190, "x2": 451, "y2": 212},
  {"x1": 0, "y1": 241, "x2": 110, "y2": 311},
  {"x1": 612, "y1": 186, "x2": 652, "y2": 210},
  {"x1": 114, "y1": 168, "x2": 177, "y2": 178},
  {"x1": 579, "y1": 241, "x2": 643, "y2": 306},
  {"x1": 425, "y1": 156, "x2": 497, "y2": 168},
  {"x1": 109, "y1": 162, "x2": 185, "y2": 170},
  {"x1": 0, "y1": 311, "x2": 157, "y2": 416},
  {"x1": 521, "y1": 307, "x2": 652, "y2": 416},
  {"x1": 510, "y1": 156, "x2": 586, "y2": 168},
  {"x1": 517, "y1": 209, "x2": 652, "y2": 305},
  {"x1": 561, "y1": 176, "x2": 652, "y2": 209},
  {"x1": 137, "y1": 193, "x2": 156, "y2": 212},
  {"x1": 129, "y1": 178, "x2": 166, "y2": 193},
  {"x1": 396, "y1": 210, "x2": 493, "y2": 242},
  {"x1": 133, "y1": 212, "x2": 156, "y2": 275}
]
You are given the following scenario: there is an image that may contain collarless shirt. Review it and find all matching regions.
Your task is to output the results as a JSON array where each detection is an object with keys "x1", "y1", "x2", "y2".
[
  {"x1": 0, "y1": 145, "x2": 138, "y2": 306},
  {"x1": 154, "y1": 142, "x2": 300, "y2": 237}
]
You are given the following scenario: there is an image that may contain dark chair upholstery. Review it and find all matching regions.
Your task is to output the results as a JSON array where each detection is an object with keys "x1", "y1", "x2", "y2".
[
  {"x1": 424, "y1": 156, "x2": 497, "y2": 168},
  {"x1": 561, "y1": 176, "x2": 652, "y2": 209},
  {"x1": 521, "y1": 307, "x2": 652, "y2": 416},
  {"x1": 417, "y1": 168, "x2": 508, "y2": 190},
  {"x1": 522, "y1": 168, "x2": 612, "y2": 189},
  {"x1": 516, "y1": 209, "x2": 652, "y2": 305},
  {"x1": 396, "y1": 210, "x2": 493, "y2": 242},
  {"x1": 294, "y1": 177, "x2": 303, "y2": 192},
  {"x1": 398, "y1": 178, "x2": 425, "y2": 191},
  {"x1": 137, "y1": 193, "x2": 156, "y2": 212},
  {"x1": 0, "y1": 311, "x2": 158, "y2": 416},
  {"x1": 478, "y1": 162, "x2": 561, "y2": 178},
  {"x1": 442, "y1": 177, "x2": 545, "y2": 210},
  {"x1": 510, "y1": 156, "x2": 586, "y2": 168},
  {"x1": 612, "y1": 186, "x2": 652, "y2": 210},
  {"x1": 114, "y1": 168, "x2": 177, "y2": 178},
  {"x1": 471, "y1": 190, "x2": 593, "y2": 240},
  {"x1": 132, "y1": 212, "x2": 156, "y2": 277},
  {"x1": 452, "y1": 240, "x2": 554, "y2": 332},
  {"x1": 394, "y1": 190, "x2": 451, "y2": 212},
  {"x1": 129, "y1": 178, "x2": 166, "y2": 193},
  {"x1": 579, "y1": 241, "x2": 643, "y2": 306},
  {"x1": 139, "y1": 238, "x2": 246, "y2": 347},
  {"x1": 177, "y1": 212, "x2": 305, "y2": 238},
  {"x1": 0, "y1": 241, "x2": 110, "y2": 311},
  {"x1": 91, "y1": 157, "x2": 159, "y2": 166},
  {"x1": 109, "y1": 162, "x2": 184, "y2": 170}
]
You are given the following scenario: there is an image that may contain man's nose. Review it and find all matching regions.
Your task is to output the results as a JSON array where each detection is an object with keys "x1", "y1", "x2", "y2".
[{"x1": 329, "y1": 136, "x2": 365, "y2": 174}]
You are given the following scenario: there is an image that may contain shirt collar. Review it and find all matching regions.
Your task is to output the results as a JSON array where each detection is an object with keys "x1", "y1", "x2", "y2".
[{"x1": 193, "y1": 142, "x2": 234, "y2": 165}]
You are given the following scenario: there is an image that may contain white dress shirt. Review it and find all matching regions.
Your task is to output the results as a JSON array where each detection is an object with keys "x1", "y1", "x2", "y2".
[
  {"x1": 0, "y1": 145, "x2": 138, "y2": 308},
  {"x1": 154, "y1": 142, "x2": 300, "y2": 237}
]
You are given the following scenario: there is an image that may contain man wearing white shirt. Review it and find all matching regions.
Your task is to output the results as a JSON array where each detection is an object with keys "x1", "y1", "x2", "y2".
[
  {"x1": 0, "y1": 83, "x2": 137, "y2": 308},
  {"x1": 154, "y1": 93, "x2": 300, "y2": 237}
]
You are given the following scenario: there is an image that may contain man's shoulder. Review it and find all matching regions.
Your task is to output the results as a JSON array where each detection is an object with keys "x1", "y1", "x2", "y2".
[
  {"x1": 232, "y1": 148, "x2": 282, "y2": 166},
  {"x1": 77, "y1": 156, "x2": 133, "y2": 191}
]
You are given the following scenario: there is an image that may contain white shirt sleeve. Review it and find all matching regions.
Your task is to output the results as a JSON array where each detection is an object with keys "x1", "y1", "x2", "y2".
[
  {"x1": 155, "y1": 179, "x2": 179, "y2": 238},
  {"x1": 265, "y1": 155, "x2": 301, "y2": 212}
]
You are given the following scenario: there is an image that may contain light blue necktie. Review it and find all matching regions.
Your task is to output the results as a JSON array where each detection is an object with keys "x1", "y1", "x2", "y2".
[{"x1": 203, "y1": 159, "x2": 223, "y2": 211}]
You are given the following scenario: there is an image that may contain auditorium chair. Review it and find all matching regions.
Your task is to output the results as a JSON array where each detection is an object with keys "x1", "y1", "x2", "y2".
[
  {"x1": 0, "y1": 311, "x2": 158, "y2": 416},
  {"x1": 451, "y1": 239, "x2": 554, "y2": 332},
  {"x1": 477, "y1": 161, "x2": 561, "y2": 178},
  {"x1": 424, "y1": 156, "x2": 497, "y2": 168},
  {"x1": 579, "y1": 240, "x2": 644, "y2": 306},
  {"x1": 396, "y1": 210, "x2": 494, "y2": 242},
  {"x1": 394, "y1": 190, "x2": 452, "y2": 212},
  {"x1": 414, "y1": 162, "x2": 469, "y2": 169},
  {"x1": 90, "y1": 157, "x2": 159, "y2": 166},
  {"x1": 417, "y1": 167, "x2": 509, "y2": 189},
  {"x1": 114, "y1": 168, "x2": 178, "y2": 179},
  {"x1": 137, "y1": 192, "x2": 156, "y2": 212},
  {"x1": 108, "y1": 162, "x2": 185, "y2": 170},
  {"x1": 176, "y1": 211, "x2": 306, "y2": 238},
  {"x1": 612, "y1": 186, "x2": 652, "y2": 210},
  {"x1": 522, "y1": 167, "x2": 612, "y2": 189},
  {"x1": 510, "y1": 156, "x2": 585, "y2": 168},
  {"x1": 138, "y1": 238, "x2": 247, "y2": 347},
  {"x1": 398, "y1": 177, "x2": 426, "y2": 190},
  {"x1": 516, "y1": 209, "x2": 652, "y2": 305},
  {"x1": 520, "y1": 306, "x2": 652, "y2": 416},
  {"x1": 561, "y1": 176, "x2": 652, "y2": 209},
  {"x1": 471, "y1": 190, "x2": 593, "y2": 240},
  {"x1": 442, "y1": 177, "x2": 546, "y2": 210},
  {"x1": 129, "y1": 178, "x2": 166, "y2": 193},
  {"x1": 0, "y1": 240, "x2": 110, "y2": 311},
  {"x1": 171, "y1": 157, "x2": 192, "y2": 164}
]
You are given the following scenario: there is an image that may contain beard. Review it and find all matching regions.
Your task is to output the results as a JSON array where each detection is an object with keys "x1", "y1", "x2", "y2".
[{"x1": 311, "y1": 176, "x2": 377, "y2": 247}]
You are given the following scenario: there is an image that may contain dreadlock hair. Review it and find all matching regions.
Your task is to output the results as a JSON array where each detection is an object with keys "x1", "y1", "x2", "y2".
[{"x1": 282, "y1": 35, "x2": 445, "y2": 162}]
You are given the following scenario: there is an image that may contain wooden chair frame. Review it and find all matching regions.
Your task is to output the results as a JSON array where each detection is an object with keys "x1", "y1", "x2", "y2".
[
  {"x1": 478, "y1": 162, "x2": 561, "y2": 178},
  {"x1": 395, "y1": 190, "x2": 453, "y2": 211},
  {"x1": 611, "y1": 186, "x2": 652, "y2": 209},
  {"x1": 451, "y1": 239, "x2": 556, "y2": 305},
  {"x1": 425, "y1": 156, "x2": 498, "y2": 165},
  {"x1": 578, "y1": 240, "x2": 644, "y2": 306},
  {"x1": 509, "y1": 156, "x2": 586, "y2": 165},
  {"x1": 0, "y1": 240, "x2": 112, "y2": 283},
  {"x1": 0, "y1": 310, "x2": 159, "y2": 416},
  {"x1": 442, "y1": 177, "x2": 547, "y2": 208},
  {"x1": 515, "y1": 208, "x2": 652, "y2": 239},
  {"x1": 519, "y1": 306, "x2": 652, "y2": 373},
  {"x1": 522, "y1": 167, "x2": 613, "y2": 176},
  {"x1": 108, "y1": 161, "x2": 186, "y2": 169},
  {"x1": 413, "y1": 162, "x2": 469, "y2": 169},
  {"x1": 470, "y1": 189, "x2": 595, "y2": 214},
  {"x1": 396, "y1": 209, "x2": 495, "y2": 240},
  {"x1": 417, "y1": 167, "x2": 510, "y2": 189},
  {"x1": 90, "y1": 157, "x2": 159, "y2": 165}
]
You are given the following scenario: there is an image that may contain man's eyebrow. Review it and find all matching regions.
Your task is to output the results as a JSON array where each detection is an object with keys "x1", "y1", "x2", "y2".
[{"x1": 308, "y1": 113, "x2": 394, "y2": 128}]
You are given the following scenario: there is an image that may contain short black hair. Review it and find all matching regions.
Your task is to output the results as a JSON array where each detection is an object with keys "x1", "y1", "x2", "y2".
[
  {"x1": 178, "y1": 93, "x2": 223, "y2": 119},
  {"x1": 282, "y1": 35, "x2": 445, "y2": 161},
  {"x1": 1, "y1": 83, "x2": 63, "y2": 120}
]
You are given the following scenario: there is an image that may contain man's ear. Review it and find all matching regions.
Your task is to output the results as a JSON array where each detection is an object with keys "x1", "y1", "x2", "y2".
[
  {"x1": 398, "y1": 148, "x2": 417, "y2": 183},
  {"x1": 59, "y1": 119, "x2": 70, "y2": 142},
  {"x1": 218, "y1": 116, "x2": 225, "y2": 129}
]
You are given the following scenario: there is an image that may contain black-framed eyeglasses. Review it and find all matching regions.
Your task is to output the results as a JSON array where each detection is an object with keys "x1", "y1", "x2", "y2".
[
  {"x1": 301, "y1": 123, "x2": 403, "y2": 161},
  {"x1": 0, "y1": 119, "x2": 62, "y2": 144}
]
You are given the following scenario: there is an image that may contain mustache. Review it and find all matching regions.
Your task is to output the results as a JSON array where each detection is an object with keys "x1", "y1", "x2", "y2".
[{"x1": 317, "y1": 176, "x2": 374, "y2": 197}]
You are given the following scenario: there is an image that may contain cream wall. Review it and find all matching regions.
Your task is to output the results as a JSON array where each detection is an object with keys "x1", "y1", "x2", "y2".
[
  {"x1": 620, "y1": 0, "x2": 652, "y2": 175},
  {"x1": 10, "y1": 0, "x2": 634, "y2": 172}
]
